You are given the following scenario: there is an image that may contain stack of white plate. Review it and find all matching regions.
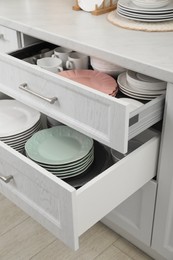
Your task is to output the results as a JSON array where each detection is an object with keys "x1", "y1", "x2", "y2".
[
  {"x1": 117, "y1": 0, "x2": 173, "y2": 22},
  {"x1": 132, "y1": 0, "x2": 170, "y2": 9},
  {"x1": 0, "y1": 100, "x2": 41, "y2": 153},
  {"x1": 90, "y1": 56, "x2": 125, "y2": 77},
  {"x1": 25, "y1": 126, "x2": 94, "y2": 179},
  {"x1": 117, "y1": 71, "x2": 166, "y2": 100}
]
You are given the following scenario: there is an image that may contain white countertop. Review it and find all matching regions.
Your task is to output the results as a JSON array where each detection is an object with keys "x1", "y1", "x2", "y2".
[{"x1": 0, "y1": 0, "x2": 173, "y2": 83}]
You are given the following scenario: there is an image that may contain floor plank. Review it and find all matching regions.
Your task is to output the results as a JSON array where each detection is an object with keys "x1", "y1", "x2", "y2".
[
  {"x1": 0, "y1": 197, "x2": 28, "y2": 236},
  {"x1": 31, "y1": 222, "x2": 119, "y2": 260},
  {"x1": 0, "y1": 217, "x2": 55, "y2": 260},
  {"x1": 113, "y1": 237, "x2": 153, "y2": 260},
  {"x1": 94, "y1": 245, "x2": 133, "y2": 260}
]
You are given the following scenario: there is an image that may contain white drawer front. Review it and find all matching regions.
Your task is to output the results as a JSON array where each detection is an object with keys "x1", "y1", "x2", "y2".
[
  {"x1": 0, "y1": 26, "x2": 20, "y2": 53},
  {"x1": 0, "y1": 50, "x2": 164, "y2": 153},
  {"x1": 0, "y1": 129, "x2": 160, "y2": 250}
]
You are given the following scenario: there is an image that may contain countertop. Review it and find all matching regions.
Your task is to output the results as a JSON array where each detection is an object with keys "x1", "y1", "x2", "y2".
[{"x1": 0, "y1": 0, "x2": 173, "y2": 83}]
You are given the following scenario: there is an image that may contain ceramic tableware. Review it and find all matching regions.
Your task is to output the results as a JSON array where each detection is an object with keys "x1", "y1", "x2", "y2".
[
  {"x1": 37, "y1": 57, "x2": 63, "y2": 73},
  {"x1": 66, "y1": 52, "x2": 89, "y2": 70},
  {"x1": 59, "y1": 69, "x2": 118, "y2": 96},
  {"x1": 52, "y1": 47, "x2": 72, "y2": 68}
]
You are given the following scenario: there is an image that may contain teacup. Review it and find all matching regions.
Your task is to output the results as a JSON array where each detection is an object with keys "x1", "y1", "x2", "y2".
[
  {"x1": 40, "y1": 48, "x2": 54, "y2": 58},
  {"x1": 66, "y1": 52, "x2": 89, "y2": 70},
  {"x1": 52, "y1": 47, "x2": 72, "y2": 68},
  {"x1": 37, "y1": 57, "x2": 63, "y2": 73}
]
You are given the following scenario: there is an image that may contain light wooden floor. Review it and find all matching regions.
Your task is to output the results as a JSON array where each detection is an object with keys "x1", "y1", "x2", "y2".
[{"x1": 0, "y1": 193, "x2": 153, "y2": 260}]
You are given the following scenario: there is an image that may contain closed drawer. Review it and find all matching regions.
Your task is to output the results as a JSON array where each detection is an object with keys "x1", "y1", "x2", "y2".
[
  {"x1": 0, "y1": 129, "x2": 160, "y2": 250},
  {"x1": 0, "y1": 43, "x2": 164, "y2": 153},
  {"x1": 0, "y1": 26, "x2": 20, "y2": 53}
]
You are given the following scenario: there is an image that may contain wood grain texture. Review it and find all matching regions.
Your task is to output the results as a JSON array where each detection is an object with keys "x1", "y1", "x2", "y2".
[{"x1": 0, "y1": 217, "x2": 55, "y2": 260}]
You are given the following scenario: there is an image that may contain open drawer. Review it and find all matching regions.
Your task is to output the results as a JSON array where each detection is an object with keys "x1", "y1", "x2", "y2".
[
  {"x1": 0, "y1": 42, "x2": 164, "y2": 153},
  {"x1": 0, "y1": 129, "x2": 160, "y2": 250}
]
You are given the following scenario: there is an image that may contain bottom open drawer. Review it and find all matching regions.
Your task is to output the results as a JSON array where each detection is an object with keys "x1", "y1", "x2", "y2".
[{"x1": 0, "y1": 129, "x2": 160, "y2": 250}]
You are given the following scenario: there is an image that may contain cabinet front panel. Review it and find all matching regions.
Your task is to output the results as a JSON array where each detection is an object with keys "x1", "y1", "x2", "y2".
[{"x1": 102, "y1": 180, "x2": 157, "y2": 246}]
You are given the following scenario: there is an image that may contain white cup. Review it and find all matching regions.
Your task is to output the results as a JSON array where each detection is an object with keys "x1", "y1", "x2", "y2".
[
  {"x1": 66, "y1": 52, "x2": 89, "y2": 70},
  {"x1": 41, "y1": 48, "x2": 54, "y2": 58},
  {"x1": 37, "y1": 57, "x2": 63, "y2": 73},
  {"x1": 52, "y1": 47, "x2": 72, "y2": 68}
]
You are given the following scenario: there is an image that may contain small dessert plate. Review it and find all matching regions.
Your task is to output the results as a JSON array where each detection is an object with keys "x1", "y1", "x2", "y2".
[{"x1": 78, "y1": 0, "x2": 104, "y2": 12}]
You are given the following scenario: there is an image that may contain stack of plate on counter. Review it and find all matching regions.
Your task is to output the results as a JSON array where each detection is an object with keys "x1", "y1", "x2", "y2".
[
  {"x1": 117, "y1": 70, "x2": 166, "y2": 100},
  {"x1": 0, "y1": 100, "x2": 41, "y2": 153},
  {"x1": 117, "y1": 0, "x2": 173, "y2": 22},
  {"x1": 90, "y1": 56, "x2": 125, "y2": 77},
  {"x1": 59, "y1": 70, "x2": 118, "y2": 96},
  {"x1": 25, "y1": 125, "x2": 94, "y2": 179}
]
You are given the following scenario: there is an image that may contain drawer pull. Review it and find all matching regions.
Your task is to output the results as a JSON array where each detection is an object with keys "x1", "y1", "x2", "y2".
[
  {"x1": 0, "y1": 175, "x2": 13, "y2": 183},
  {"x1": 19, "y1": 83, "x2": 58, "y2": 104}
]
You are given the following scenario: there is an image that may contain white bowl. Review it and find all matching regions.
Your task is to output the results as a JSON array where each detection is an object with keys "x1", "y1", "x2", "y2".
[
  {"x1": 92, "y1": 64, "x2": 125, "y2": 77},
  {"x1": 90, "y1": 56, "x2": 125, "y2": 70}
]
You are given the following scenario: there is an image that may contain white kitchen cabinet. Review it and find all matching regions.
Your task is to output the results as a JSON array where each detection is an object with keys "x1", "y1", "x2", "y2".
[
  {"x1": 151, "y1": 85, "x2": 173, "y2": 260},
  {"x1": 0, "y1": 0, "x2": 173, "y2": 257},
  {"x1": 0, "y1": 25, "x2": 21, "y2": 53},
  {"x1": 0, "y1": 23, "x2": 167, "y2": 255},
  {"x1": 102, "y1": 180, "x2": 157, "y2": 246},
  {"x1": 0, "y1": 28, "x2": 163, "y2": 250}
]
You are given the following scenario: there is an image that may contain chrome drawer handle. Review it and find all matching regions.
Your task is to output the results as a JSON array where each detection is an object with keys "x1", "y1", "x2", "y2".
[
  {"x1": 19, "y1": 83, "x2": 58, "y2": 104},
  {"x1": 0, "y1": 175, "x2": 13, "y2": 183}
]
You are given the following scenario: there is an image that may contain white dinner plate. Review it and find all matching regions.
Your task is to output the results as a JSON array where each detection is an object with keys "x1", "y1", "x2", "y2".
[
  {"x1": 0, "y1": 120, "x2": 42, "y2": 141},
  {"x1": 126, "y1": 70, "x2": 166, "y2": 90},
  {"x1": 132, "y1": 0, "x2": 170, "y2": 9},
  {"x1": 118, "y1": 72, "x2": 165, "y2": 95},
  {"x1": 117, "y1": 10, "x2": 173, "y2": 22},
  {"x1": 25, "y1": 126, "x2": 94, "y2": 165},
  {"x1": 118, "y1": 0, "x2": 173, "y2": 12},
  {"x1": 117, "y1": 7, "x2": 173, "y2": 18},
  {"x1": 117, "y1": 73, "x2": 165, "y2": 100},
  {"x1": 78, "y1": 0, "x2": 104, "y2": 12},
  {"x1": 0, "y1": 100, "x2": 40, "y2": 137}
]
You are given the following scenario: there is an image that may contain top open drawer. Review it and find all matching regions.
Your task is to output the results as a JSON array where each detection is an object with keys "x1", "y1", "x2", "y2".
[{"x1": 0, "y1": 43, "x2": 165, "y2": 153}]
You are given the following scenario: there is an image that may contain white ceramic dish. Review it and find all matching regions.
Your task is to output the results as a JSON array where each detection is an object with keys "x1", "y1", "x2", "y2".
[
  {"x1": 118, "y1": 72, "x2": 165, "y2": 95},
  {"x1": 78, "y1": 0, "x2": 104, "y2": 11},
  {"x1": 118, "y1": 0, "x2": 173, "y2": 12},
  {"x1": 117, "y1": 9, "x2": 173, "y2": 22},
  {"x1": 126, "y1": 70, "x2": 166, "y2": 90},
  {"x1": 117, "y1": 72, "x2": 165, "y2": 100},
  {"x1": 0, "y1": 100, "x2": 41, "y2": 137},
  {"x1": 132, "y1": 0, "x2": 170, "y2": 9},
  {"x1": 117, "y1": 6, "x2": 173, "y2": 19}
]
